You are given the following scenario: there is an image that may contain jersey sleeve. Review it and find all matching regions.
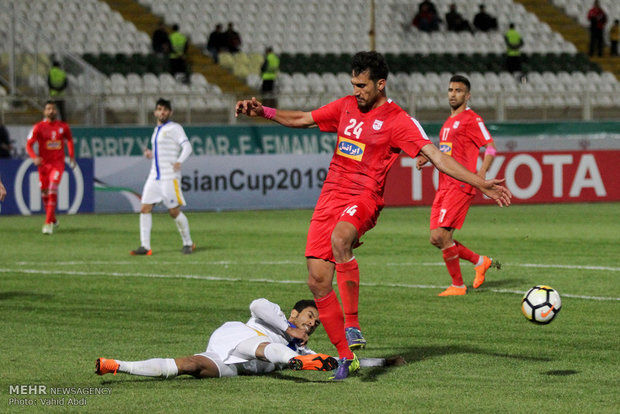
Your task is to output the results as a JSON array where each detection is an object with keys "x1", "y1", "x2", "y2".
[
  {"x1": 172, "y1": 124, "x2": 192, "y2": 163},
  {"x1": 249, "y1": 298, "x2": 289, "y2": 333},
  {"x1": 64, "y1": 123, "x2": 75, "y2": 158},
  {"x1": 391, "y1": 113, "x2": 431, "y2": 158},
  {"x1": 25, "y1": 126, "x2": 38, "y2": 159},
  {"x1": 469, "y1": 114, "x2": 493, "y2": 147},
  {"x1": 310, "y1": 96, "x2": 348, "y2": 133}
]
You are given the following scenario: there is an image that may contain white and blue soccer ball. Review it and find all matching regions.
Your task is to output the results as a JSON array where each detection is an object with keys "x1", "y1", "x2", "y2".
[{"x1": 521, "y1": 285, "x2": 562, "y2": 324}]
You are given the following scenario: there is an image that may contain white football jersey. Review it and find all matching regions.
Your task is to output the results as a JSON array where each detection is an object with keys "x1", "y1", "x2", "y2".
[{"x1": 148, "y1": 121, "x2": 192, "y2": 181}]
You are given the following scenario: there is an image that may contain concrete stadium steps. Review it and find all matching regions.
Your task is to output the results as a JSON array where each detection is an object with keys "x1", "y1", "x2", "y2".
[
  {"x1": 514, "y1": 0, "x2": 620, "y2": 81},
  {"x1": 100, "y1": 0, "x2": 255, "y2": 95}
]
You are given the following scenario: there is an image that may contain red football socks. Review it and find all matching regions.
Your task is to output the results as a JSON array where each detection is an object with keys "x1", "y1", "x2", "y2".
[
  {"x1": 314, "y1": 290, "x2": 354, "y2": 360},
  {"x1": 336, "y1": 258, "x2": 360, "y2": 329},
  {"x1": 45, "y1": 192, "x2": 57, "y2": 225},
  {"x1": 442, "y1": 244, "x2": 463, "y2": 286},
  {"x1": 455, "y1": 240, "x2": 479, "y2": 265}
]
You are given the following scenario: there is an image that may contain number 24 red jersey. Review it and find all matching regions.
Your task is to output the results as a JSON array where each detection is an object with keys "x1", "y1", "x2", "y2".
[{"x1": 312, "y1": 95, "x2": 430, "y2": 199}]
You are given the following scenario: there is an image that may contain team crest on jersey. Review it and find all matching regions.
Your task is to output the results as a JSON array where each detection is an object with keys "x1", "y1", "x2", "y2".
[
  {"x1": 336, "y1": 137, "x2": 365, "y2": 161},
  {"x1": 439, "y1": 142, "x2": 453, "y2": 155},
  {"x1": 372, "y1": 120, "x2": 383, "y2": 131},
  {"x1": 453, "y1": 121, "x2": 460, "y2": 129},
  {"x1": 59, "y1": 127, "x2": 64, "y2": 134}
]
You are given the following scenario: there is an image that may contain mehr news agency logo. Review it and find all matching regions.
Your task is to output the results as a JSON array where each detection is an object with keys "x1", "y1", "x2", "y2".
[{"x1": 8, "y1": 384, "x2": 111, "y2": 407}]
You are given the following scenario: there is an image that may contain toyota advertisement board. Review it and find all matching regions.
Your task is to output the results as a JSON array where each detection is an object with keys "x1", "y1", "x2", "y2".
[{"x1": 384, "y1": 150, "x2": 620, "y2": 205}]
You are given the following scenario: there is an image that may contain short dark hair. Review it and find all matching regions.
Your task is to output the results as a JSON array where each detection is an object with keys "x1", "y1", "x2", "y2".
[
  {"x1": 449, "y1": 74, "x2": 471, "y2": 91},
  {"x1": 155, "y1": 98, "x2": 172, "y2": 110},
  {"x1": 292, "y1": 299, "x2": 317, "y2": 313},
  {"x1": 351, "y1": 51, "x2": 389, "y2": 82},
  {"x1": 45, "y1": 100, "x2": 57, "y2": 107}
]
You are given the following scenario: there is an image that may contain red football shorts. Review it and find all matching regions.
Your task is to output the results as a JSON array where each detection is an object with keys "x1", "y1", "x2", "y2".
[
  {"x1": 38, "y1": 162, "x2": 65, "y2": 191},
  {"x1": 430, "y1": 187, "x2": 475, "y2": 230},
  {"x1": 305, "y1": 190, "x2": 382, "y2": 261}
]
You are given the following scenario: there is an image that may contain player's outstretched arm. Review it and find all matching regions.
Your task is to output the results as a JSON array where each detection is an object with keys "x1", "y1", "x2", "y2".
[
  {"x1": 235, "y1": 97, "x2": 316, "y2": 129},
  {"x1": 421, "y1": 143, "x2": 512, "y2": 207}
]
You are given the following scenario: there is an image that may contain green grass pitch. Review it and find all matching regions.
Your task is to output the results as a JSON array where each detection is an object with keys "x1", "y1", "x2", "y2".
[{"x1": 1, "y1": 203, "x2": 618, "y2": 413}]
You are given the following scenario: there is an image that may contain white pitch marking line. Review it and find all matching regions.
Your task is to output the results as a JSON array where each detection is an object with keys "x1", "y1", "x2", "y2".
[
  {"x1": 1, "y1": 268, "x2": 618, "y2": 301},
  {"x1": 14, "y1": 261, "x2": 620, "y2": 272}
]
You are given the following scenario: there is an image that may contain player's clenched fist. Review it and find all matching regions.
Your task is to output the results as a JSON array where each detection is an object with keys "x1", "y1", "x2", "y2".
[{"x1": 235, "y1": 97, "x2": 264, "y2": 118}]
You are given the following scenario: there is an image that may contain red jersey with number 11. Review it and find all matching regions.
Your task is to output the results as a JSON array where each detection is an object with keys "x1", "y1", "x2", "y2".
[
  {"x1": 26, "y1": 119, "x2": 74, "y2": 165},
  {"x1": 311, "y1": 96, "x2": 430, "y2": 200}
]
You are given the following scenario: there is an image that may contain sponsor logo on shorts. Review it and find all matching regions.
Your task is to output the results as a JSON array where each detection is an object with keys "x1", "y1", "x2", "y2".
[
  {"x1": 336, "y1": 137, "x2": 365, "y2": 161},
  {"x1": 439, "y1": 142, "x2": 452, "y2": 156}
]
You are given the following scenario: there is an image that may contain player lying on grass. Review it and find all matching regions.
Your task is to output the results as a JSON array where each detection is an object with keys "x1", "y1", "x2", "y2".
[{"x1": 96, "y1": 298, "x2": 338, "y2": 379}]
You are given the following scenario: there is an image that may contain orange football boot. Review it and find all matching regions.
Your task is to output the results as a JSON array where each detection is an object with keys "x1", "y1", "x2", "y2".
[
  {"x1": 474, "y1": 256, "x2": 501, "y2": 288},
  {"x1": 95, "y1": 358, "x2": 119, "y2": 375},
  {"x1": 288, "y1": 354, "x2": 339, "y2": 371},
  {"x1": 438, "y1": 285, "x2": 467, "y2": 296}
]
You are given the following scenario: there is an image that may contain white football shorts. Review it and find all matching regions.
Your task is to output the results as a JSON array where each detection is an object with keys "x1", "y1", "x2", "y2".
[
  {"x1": 195, "y1": 321, "x2": 276, "y2": 377},
  {"x1": 141, "y1": 177, "x2": 186, "y2": 208}
]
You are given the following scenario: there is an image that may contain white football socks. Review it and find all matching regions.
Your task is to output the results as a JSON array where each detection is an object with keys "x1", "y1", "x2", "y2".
[
  {"x1": 174, "y1": 212, "x2": 193, "y2": 246},
  {"x1": 118, "y1": 358, "x2": 178, "y2": 378},
  {"x1": 139, "y1": 213, "x2": 152, "y2": 250},
  {"x1": 263, "y1": 343, "x2": 298, "y2": 364}
]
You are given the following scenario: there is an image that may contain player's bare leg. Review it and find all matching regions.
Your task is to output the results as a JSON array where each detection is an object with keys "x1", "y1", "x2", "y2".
[{"x1": 175, "y1": 355, "x2": 219, "y2": 378}]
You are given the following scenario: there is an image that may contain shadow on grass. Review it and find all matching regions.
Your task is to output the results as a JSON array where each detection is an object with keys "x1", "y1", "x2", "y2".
[
  {"x1": 0, "y1": 291, "x2": 54, "y2": 301},
  {"x1": 95, "y1": 345, "x2": 554, "y2": 385},
  {"x1": 543, "y1": 369, "x2": 579, "y2": 376},
  {"x1": 470, "y1": 278, "x2": 526, "y2": 289},
  {"x1": 357, "y1": 345, "x2": 552, "y2": 382}
]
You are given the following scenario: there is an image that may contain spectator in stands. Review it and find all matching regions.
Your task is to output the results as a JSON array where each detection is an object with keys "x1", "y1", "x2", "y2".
[
  {"x1": 504, "y1": 23, "x2": 524, "y2": 75},
  {"x1": 152, "y1": 20, "x2": 171, "y2": 55},
  {"x1": 417, "y1": 0, "x2": 437, "y2": 15},
  {"x1": 169, "y1": 24, "x2": 189, "y2": 83},
  {"x1": 261, "y1": 46, "x2": 280, "y2": 107},
  {"x1": 47, "y1": 60, "x2": 67, "y2": 120},
  {"x1": 445, "y1": 4, "x2": 473, "y2": 33},
  {"x1": 0, "y1": 122, "x2": 13, "y2": 158},
  {"x1": 587, "y1": 0, "x2": 607, "y2": 57},
  {"x1": 608, "y1": 19, "x2": 618, "y2": 57},
  {"x1": 412, "y1": 2, "x2": 440, "y2": 32},
  {"x1": 206, "y1": 23, "x2": 227, "y2": 63},
  {"x1": 473, "y1": 4, "x2": 498, "y2": 32},
  {"x1": 225, "y1": 22, "x2": 242, "y2": 54}
]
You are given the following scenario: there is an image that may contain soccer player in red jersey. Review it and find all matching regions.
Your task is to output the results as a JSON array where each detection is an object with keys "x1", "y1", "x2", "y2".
[
  {"x1": 26, "y1": 100, "x2": 76, "y2": 235},
  {"x1": 235, "y1": 52, "x2": 511, "y2": 380},
  {"x1": 417, "y1": 74, "x2": 500, "y2": 296}
]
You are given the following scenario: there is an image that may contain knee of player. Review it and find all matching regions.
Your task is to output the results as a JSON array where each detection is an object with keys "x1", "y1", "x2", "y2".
[
  {"x1": 429, "y1": 233, "x2": 443, "y2": 248},
  {"x1": 307, "y1": 272, "x2": 332, "y2": 294},
  {"x1": 330, "y1": 233, "x2": 354, "y2": 257}
]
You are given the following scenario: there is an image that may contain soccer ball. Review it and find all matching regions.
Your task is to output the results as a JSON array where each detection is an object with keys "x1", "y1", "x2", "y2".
[{"x1": 521, "y1": 285, "x2": 562, "y2": 324}]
